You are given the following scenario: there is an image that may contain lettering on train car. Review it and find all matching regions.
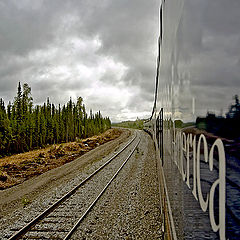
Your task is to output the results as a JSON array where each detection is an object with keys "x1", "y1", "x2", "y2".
[
  {"x1": 147, "y1": 0, "x2": 240, "y2": 239},
  {"x1": 171, "y1": 128, "x2": 226, "y2": 239}
]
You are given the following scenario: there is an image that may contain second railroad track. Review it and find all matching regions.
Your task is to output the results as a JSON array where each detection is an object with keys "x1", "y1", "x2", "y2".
[{"x1": 8, "y1": 132, "x2": 141, "y2": 240}]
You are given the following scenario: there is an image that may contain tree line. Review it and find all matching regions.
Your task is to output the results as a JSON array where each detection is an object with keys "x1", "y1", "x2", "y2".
[
  {"x1": 112, "y1": 118, "x2": 144, "y2": 130},
  {"x1": 0, "y1": 82, "x2": 111, "y2": 157}
]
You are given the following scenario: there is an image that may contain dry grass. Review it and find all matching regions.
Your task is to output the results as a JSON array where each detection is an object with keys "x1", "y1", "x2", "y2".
[{"x1": 0, "y1": 128, "x2": 122, "y2": 190}]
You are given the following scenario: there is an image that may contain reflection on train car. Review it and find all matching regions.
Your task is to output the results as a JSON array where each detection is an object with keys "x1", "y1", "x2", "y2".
[{"x1": 145, "y1": 0, "x2": 240, "y2": 239}]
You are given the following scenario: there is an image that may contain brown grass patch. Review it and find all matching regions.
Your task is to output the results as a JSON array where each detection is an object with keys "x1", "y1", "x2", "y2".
[{"x1": 0, "y1": 128, "x2": 122, "y2": 190}]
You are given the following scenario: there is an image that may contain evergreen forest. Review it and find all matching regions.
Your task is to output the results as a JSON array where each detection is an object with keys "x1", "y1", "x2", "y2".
[{"x1": 0, "y1": 82, "x2": 111, "y2": 157}]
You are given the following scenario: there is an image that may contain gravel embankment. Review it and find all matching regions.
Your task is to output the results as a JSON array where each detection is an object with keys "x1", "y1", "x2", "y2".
[
  {"x1": 20, "y1": 134, "x2": 140, "y2": 239},
  {"x1": 0, "y1": 129, "x2": 162, "y2": 240},
  {"x1": 0, "y1": 128, "x2": 132, "y2": 239},
  {"x1": 72, "y1": 130, "x2": 162, "y2": 239}
]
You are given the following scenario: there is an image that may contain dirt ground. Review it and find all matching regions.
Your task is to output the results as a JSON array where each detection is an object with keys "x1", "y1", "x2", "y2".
[
  {"x1": 0, "y1": 128, "x2": 131, "y2": 220},
  {"x1": 0, "y1": 128, "x2": 122, "y2": 190}
]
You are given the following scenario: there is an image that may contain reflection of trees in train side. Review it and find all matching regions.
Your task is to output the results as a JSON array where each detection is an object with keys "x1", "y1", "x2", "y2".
[
  {"x1": 163, "y1": 129, "x2": 219, "y2": 239},
  {"x1": 158, "y1": 95, "x2": 240, "y2": 238},
  {"x1": 180, "y1": 130, "x2": 240, "y2": 239},
  {"x1": 191, "y1": 95, "x2": 240, "y2": 238},
  {"x1": 163, "y1": 116, "x2": 239, "y2": 239},
  {"x1": 196, "y1": 95, "x2": 240, "y2": 140}
]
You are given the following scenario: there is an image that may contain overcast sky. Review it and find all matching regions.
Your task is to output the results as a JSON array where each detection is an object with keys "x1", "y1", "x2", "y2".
[{"x1": 0, "y1": 0, "x2": 159, "y2": 122}]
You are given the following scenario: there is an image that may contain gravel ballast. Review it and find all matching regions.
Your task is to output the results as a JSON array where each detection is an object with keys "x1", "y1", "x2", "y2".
[
  {"x1": 0, "y1": 129, "x2": 162, "y2": 239},
  {"x1": 71, "y1": 130, "x2": 162, "y2": 239}
]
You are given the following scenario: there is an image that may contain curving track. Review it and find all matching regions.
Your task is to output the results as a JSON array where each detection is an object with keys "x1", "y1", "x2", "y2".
[{"x1": 8, "y1": 133, "x2": 140, "y2": 240}]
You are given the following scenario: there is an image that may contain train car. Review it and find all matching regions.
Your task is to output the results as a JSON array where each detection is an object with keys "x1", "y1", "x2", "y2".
[{"x1": 146, "y1": 0, "x2": 240, "y2": 239}]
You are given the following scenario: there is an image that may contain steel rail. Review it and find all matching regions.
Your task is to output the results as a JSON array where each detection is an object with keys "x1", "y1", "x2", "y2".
[
  {"x1": 8, "y1": 133, "x2": 137, "y2": 240},
  {"x1": 64, "y1": 138, "x2": 141, "y2": 240}
]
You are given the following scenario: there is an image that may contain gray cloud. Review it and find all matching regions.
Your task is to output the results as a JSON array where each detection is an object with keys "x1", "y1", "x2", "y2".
[{"x1": 0, "y1": 0, "x2": 159, "y2": 121}]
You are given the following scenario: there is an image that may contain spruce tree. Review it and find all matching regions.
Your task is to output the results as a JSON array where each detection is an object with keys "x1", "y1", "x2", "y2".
[{"x1": 0, "y1": 83, "x2": 111, "y2": 156}]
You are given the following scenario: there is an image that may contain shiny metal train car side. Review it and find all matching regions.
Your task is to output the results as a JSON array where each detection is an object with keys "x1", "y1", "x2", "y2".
[{"x1": 145, "y1": 0, "x2": 240, "y2": 239}]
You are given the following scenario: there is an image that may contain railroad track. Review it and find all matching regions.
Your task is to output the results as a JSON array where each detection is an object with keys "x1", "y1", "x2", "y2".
[{"x1": 8, "y1": 133, "x2": 141, "y2": 240}]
